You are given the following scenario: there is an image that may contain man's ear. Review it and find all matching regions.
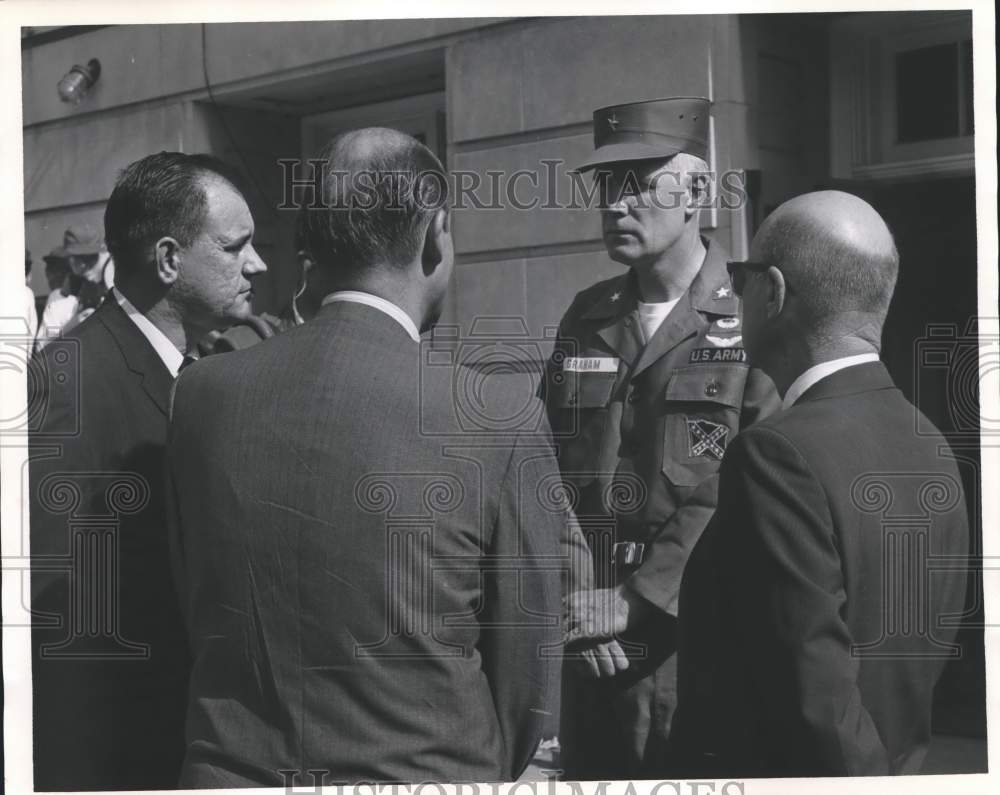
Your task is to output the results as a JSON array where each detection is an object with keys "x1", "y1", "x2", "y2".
[
  {"x1": 685, "y1": 172, "x2": 710, "y2": 218},
  {"x1": 154, "y1": 237, "x2": 182, "y2": 286},
  {"x1": 765, "y1": 265, "x2": 787, "y2": 319},
  {"x1": 421, "y1": 209, "x2": 450, "y2": 276}
]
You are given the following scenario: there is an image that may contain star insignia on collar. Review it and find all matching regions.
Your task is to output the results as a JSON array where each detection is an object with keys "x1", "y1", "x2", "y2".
[
  {"x1": 610, "y1": 291, "x2": 622, "y2": 302},
  {"x1": 607, "y1": 113, "x2": 620, "y2": 131},
  {"x1": 714, "y1": 286, "x2": 732, "y2": 299}
]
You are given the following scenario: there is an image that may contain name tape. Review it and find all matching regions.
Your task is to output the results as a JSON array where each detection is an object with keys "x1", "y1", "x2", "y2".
[{"x1": 563, "y1": 356, "x2": 619, "y2": 373}]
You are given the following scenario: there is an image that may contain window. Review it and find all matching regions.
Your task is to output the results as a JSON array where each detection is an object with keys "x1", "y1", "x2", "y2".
[
  {"x1": 896, "y1": 40, "x2": 974, "y2": 143},
  {"x1": 831, "y1": 11, "x2": 974, "y2": 180}
]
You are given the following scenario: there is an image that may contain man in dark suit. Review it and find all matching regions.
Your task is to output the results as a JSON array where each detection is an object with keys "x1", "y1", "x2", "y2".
[
  {"x1": 30, "y1": 152, "x2": 267, "y2": 790},
  {"x1": 670, "y1": 190, "x2": 969, "y2": 776},
  {"x1": 166, "y1": 128, "x2": 564, "y2": 787}
]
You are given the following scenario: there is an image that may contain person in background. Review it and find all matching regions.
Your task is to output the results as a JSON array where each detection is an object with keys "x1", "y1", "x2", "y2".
[
  {"x1": 24, "y1": 249, "x2": 39, "y2": 336},
  {"x1": 36, "y1": 237, "x2": 78, "y2": 352},
  {"x1": 34, "y1": 226, "x2": 113, "y2": 351},
  {"x1": 30, "y1": 151, "x2": 267, "y2": 791},
  {"x1": 42, "y1": 249, "x2": 70, "y2": 294},
  {"x1": 670, "y1": 190, "x2": 969, "y2": 777},
  {"x1": 263, "y1": 217, "x2": 323, "y2": 330}
]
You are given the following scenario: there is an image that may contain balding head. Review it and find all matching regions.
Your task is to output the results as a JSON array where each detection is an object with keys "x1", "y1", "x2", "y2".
[
  {"x1": 751, "y1": 190, "x2": 899, "y2": 330},
  {"x1": 301, "y1": 127, "x2": 448, "y2": 274},
  {"x1": 329, "y1": 126, "x2": 415, "y2": 167}
]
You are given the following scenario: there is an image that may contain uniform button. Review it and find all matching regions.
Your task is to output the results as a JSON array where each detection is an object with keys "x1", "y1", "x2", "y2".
[
  {"x1": 628, "y1": 392, "x2": 638, "y2": 403},
  {"x1": 624, "y1": 317, "x2": 632, "y2": 327},
  {"x1": 568, "y1": 394, "x2": 577, "y2": 405},
  {"x1": 705, "y1": 380, "x2": 720, "y2": 397}
]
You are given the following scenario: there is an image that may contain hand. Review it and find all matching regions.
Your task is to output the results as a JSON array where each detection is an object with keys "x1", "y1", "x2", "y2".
[
  {"x1": 563, "y1": 585, "x2": 648, "y2": 646},
  {"x1": 576, "y1": 639, "x2": 630, "y2": 679}
]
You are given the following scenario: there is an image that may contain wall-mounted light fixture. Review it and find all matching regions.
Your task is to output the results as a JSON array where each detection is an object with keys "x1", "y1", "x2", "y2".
[{"x1": 57, "y1": 58, "x2": 101, "y2": 104}]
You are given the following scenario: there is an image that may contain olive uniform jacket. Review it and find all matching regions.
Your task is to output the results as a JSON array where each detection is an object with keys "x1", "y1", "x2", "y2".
[
  {"x1": 167, "y1": 300, "x2": 564, "y2": 786},
  {"x1": 671, "y1": 362, "x2": 969, "y2": 777},
  {"x1": 543, "y1": 239, "x2": 778, "y2": 775},
  {"x1": 29, "y1": 297, "x2": 189, "y2": 791}
]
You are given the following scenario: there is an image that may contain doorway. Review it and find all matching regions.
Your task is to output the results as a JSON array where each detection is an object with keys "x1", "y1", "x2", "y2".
[
  {"x1": 190, "y1": 52, "x2": 446, "y2": 316},
  {"x1": 301, "y1": 92, "x2": 446, "y2": 162},
  {"x1": 831, "y1": 175, "x2": 985, "y2": 753}
]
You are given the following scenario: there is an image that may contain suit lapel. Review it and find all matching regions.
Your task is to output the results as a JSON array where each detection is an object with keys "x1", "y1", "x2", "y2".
[{"x1": 96, "y1": 298, "x2": 174, "y2": 417}]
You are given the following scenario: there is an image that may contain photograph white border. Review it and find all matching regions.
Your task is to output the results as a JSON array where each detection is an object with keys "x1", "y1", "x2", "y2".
[{"x1": 2, "y1": 2, "x2": 996, "y2": 794}]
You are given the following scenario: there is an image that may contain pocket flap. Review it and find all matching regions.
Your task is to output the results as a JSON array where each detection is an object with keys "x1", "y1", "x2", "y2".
[
  {"x1": 552, "y1": 371, "x2": 617, "y2": 408},
  {"x1": 664, "y1": 365, "x2": 747, "y2": 408}
]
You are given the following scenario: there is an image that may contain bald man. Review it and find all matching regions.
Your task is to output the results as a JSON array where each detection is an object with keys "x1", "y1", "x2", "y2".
[{"x1": 668, "y1": 191, "x2": 968, "y2": 777}]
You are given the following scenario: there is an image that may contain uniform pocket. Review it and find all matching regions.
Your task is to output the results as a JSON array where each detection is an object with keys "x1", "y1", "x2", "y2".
[
  {"x1": 551, "y1": 370, "x2": 617, "y2": 408},
  {"x1": 550, "y1": 371, "x2": 617, "y2": 485},
  {"x1": 661, "y1": 365, "x2": 748, "y2": 487}
]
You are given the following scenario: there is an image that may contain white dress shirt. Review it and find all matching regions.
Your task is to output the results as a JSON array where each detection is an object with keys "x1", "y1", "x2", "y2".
[
  {"x1": 34, "y1": 290, "x2": 80, "y2": 353},
  {"x1": 25, "y1": 285, "x2": 39, "y2": 338},
  {"x1": 782, "y1": 352, "x2": 881, "y2": 410},
  {"x1": 321, "y1": 290, "x2": 421, "y2": 342},
  {"x1": 115, "y1": 290, "x2": 185, "y2": 377}
]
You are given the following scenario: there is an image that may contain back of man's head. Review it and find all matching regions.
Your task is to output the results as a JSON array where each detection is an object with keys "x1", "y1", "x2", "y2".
[
  {"x1": 301, "y1": 128, "x2": 448, "y2": 275},
  {"x1": 105, "y1": 151, "x2": 244, "y2": 285},
  {"x1": 755, "y1": 190, "x2": 899, "y2": 335}
]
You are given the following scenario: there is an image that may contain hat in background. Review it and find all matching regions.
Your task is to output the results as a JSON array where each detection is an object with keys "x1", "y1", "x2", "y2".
[
  {"x1": 575, "y1": 96, "x2": 712, "y2": 172},
  {"x1": 47, "y1": 223, "x2": 104, "y2": 259}
]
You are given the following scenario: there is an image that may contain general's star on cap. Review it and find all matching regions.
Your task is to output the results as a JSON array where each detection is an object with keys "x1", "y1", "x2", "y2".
[
  {"x1": 576, "y1": 97, "x2": 711, "y2": 173},
  {"x1": 714, "y1": 286, "x2": 732, "y2": 299},
  {"x1": 610, "y1": 291, "x2": 622, "y2": 302}
]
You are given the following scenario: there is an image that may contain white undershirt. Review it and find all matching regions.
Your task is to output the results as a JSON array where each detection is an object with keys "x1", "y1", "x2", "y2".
[
  {"x1": 636, "y1": 298, "x2": 681, "y2": 343},
  {"x1": 115, "y1": 289, "x2": 185, "y2": 377},
  {"x1": 321, "y1": 290, "x2": 421, "y2": 342},
  {"x1": 782, "y1": 353, "x2": 881, "y2": 410}
]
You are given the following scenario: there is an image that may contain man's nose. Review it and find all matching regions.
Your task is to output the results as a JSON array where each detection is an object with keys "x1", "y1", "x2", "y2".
[
  {"x1": 601, "y1": 199, "x2": 629, "y2": 217},
  {"x1": 244, "y1": 246, "x2": 268, "y2": 276}
]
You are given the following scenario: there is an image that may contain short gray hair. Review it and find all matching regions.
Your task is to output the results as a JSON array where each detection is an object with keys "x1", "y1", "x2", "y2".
[{"x1": 758, "y1": 212, "x2": 899, "y2": 324}]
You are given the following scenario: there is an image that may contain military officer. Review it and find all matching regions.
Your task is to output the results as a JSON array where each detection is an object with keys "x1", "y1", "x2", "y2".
[{"x1": 545, "y1": 97, "x2": 779, "y2": 778}]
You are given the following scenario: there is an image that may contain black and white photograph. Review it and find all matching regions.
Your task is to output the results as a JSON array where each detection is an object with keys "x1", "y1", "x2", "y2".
[{"x1": 1, "y1": 2, "x2": 996, "y2": 793}]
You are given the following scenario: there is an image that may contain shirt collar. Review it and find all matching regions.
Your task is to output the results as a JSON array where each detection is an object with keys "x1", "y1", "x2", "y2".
[
  {"x1": 321, "y1": 291, "x2": 421, "y2": 342},
  {"x1": 114, "y1": 289, "x2": 185, "y2": 377},
  {"x1": 580, "y1": 237, "x2": 739, "y2": 321},
  {"x1": 688, "y1": 237, "x2": 740, "y2": 315},
  {"x1": 782, "y1": 352, "x2": 881, "y2": 410}
]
